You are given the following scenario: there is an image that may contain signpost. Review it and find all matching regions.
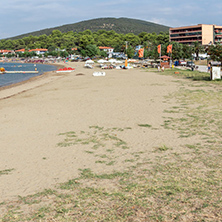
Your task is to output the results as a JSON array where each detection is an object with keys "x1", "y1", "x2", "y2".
[
  {"x1": 210, "y1": 61, "x2": 221, "y2": 80},
  {"x1": 211, "y1": 66, "x2": 221, "y2": 80}
]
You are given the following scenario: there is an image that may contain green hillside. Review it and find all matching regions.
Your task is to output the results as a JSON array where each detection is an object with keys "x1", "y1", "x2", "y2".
[{"x1": 10, "y1": 17, "x2": 170, "y2": 40}]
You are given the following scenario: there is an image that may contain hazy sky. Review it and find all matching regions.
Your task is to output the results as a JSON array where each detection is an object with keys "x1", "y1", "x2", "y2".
[{"x1": 0, "y1": 0, "x2": 221, "y2": 39}]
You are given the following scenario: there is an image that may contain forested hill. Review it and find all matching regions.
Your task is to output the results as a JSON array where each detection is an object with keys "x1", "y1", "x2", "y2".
[{"x1": 10, "y1": 17, "x2": 170, "y2": 40}]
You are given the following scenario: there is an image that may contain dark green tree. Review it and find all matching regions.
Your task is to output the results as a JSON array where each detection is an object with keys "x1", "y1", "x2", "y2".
[
  {"x1": 192, "y1": 41, "x2": 204, "y2": 60},
  {"x1": 99, "y1": 50, "x2": 107, "y2": 58},
  {"x1": 79, "y1": 35, "x2": 95, "y2": 49},
  {"x1": 85, "y1": 44, "x2": 99, "y2": 57},
  {"x1": 182, "y1": 44, "x2": 193, "y2": 59},
  {"x1": 207, "y1": 43, "x2": 222, "y2": 63},
  {"x1": 126, "y1": 45, "x2": 135, "y2": 58},
  {"x1": 124, "y1": 33, "x2": 141, "y2": 47},
  {"x1": 171, "y1": 42, "x2": 184, "y2": 60}
]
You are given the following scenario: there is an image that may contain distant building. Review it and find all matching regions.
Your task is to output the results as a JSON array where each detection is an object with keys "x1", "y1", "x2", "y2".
[
  {"x1": 99, "y1": 46, "x2": 114, "y2": 53},
  {"x1": 169, "y1": 24, "x2": 222, "y2": 45},
  {"x1": 135, "y1": 45, "x2": 143, "y2": 51},
  {"x1": 0, "y1": 50, "x2": 14, "y2": 55},
  {"x1": 28, "y1": 48, "x2": 48, "y2": 55},
  {"x1": 15, "y1": 49, "x2": 26, "y2": 53},
  {"x1": 99, "y1": 46, "x2": 114, "y2": 58},
  {"x1": 112, "y1": 52, "x2": 127, "y2": 59}
]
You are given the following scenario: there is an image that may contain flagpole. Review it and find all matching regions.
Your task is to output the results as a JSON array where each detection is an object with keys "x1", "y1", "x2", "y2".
[
  {"x1": 168, "y1": 46, "x2": 171, "y2": 68},
  {"x1": 170, "y1": 45, "x2": 173, "y2": 68}
]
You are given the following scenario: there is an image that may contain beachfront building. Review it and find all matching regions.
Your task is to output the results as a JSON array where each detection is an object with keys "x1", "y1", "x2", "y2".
[
  {"x1": 28, "y1": 48, "x2": 48, "y2": 55},
  {"x1": 99, "y1": 46, "x2": 114, "y2": 58},
  {"x1": 135, "y1": 45, "x2": 143, "y2": 51},
  {"x1": 15, "y1": 49, "x2": 26, "y2": 53},
  {"x1": 0, "y1": 50, "x2": 15, "y2": 55},
  {"x1": 214, "y1": 25, "x2": 222, "y2": 44},
  {"x1": 99, "y1": 46, "x2": 114, "y2": 53},
  {"x1": 169, "y1": 24, "x2": 222, "y2": 45}
]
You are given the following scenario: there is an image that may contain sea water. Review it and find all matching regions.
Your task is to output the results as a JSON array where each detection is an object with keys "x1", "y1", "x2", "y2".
[{"x1": 0, "y1": 62, "x2": 57, "y2": 87}]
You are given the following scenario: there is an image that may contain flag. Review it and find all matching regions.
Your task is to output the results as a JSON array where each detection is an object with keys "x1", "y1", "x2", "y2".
[
  {"x1": 125, "y1": 59, "x2": 128, "y2": 68},
  {"x1": 138, "y1": 48, "x2": 144, "y2": 58},
  {"x1": 167, "y1": 44, "x2": 173, "y2": 53},
  {"x1": 157, "y1": 44, "x2": 161, "y2": 54}
]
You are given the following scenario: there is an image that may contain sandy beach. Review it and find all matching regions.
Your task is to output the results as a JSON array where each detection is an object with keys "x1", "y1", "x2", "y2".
[{"x1": 0, "y1": 62, "x2": 194, "y2": 202}]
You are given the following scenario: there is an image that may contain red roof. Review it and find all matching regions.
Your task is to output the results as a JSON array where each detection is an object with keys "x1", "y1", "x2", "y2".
[
  {"x1": 29, "y1": 48, "x2": 48, "y2": 52},
  {"x1": 99, "y1": 46, "x2": 114, "y2": 50},
  {"x1": 15, "y1": 49, "x2": 25, "y2": 52},
  {"x1": 72, "y1": 48, "x2": 77, "y2": 51},
  {"x1": 0, "y1": 50, "x2": 13, "y2": 53}
]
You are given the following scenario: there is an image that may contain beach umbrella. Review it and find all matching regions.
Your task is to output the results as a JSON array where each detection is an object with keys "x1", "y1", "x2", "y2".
[
  {"x1": 115, "y1": 60, "x2": 123, "y2": 64},
  {"x1": 85, "y1": 60, "x2": 94, "y2": 64},
  {"x1": 125, "y1": 59, "x2": 128, "y2": 67},
  {"x1": 108, "y1": 59, "x2": 117, "y2": 63},
  {"x1": 128, "y1": 59, "x2": 138, "y2": 63},
  {"x1": 97, "y1": 59, "x2": 107, "y2": 63}
]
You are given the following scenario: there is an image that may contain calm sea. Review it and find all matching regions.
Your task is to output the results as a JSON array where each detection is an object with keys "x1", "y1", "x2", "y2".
[{"x1": 0, "y1": 62, "x2": 57, "y2": 87}]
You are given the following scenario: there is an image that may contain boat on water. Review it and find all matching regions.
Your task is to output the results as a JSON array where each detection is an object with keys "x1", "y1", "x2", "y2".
[
  {"x1": 0, "y1": 71, "x2": 39, "y2": 74},
  {"x1": 0, "y1": 66, "x2": 39, "y2": 74},
  {"x1": 0, "y1": 67, "x2": 5, "y2": 74},
  {"x1": 56, "y1": 67, "x2": 75, "y2": 73}
]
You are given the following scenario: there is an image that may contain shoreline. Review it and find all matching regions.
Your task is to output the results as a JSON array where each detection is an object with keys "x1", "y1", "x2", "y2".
[{"x1": 0, "y1": 62, "x2": 65, "y2": 100}]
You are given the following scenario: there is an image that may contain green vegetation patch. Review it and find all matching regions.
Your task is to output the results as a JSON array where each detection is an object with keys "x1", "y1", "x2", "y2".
[
  {"x1": 57, "y1": 126, "x2": 131, "y2": 150},
  {"x1": 57, "y1": 126, "x2": 133, "y2": 166},
  {"x1": 138, "y1": 124, "x2": 152, "y2": 128},
  {"x1": 0, "y1": 168, "x2": 15, "y2": 176},
  {"x1": 158, "y1": 68, "x2": 211, "y2": 82},
  {"x1": 1, "y1": 146, "x2": 221, "y2": 221},
  {"x1": 163, "y1": 86, "x2": 222, "y2": 140}
]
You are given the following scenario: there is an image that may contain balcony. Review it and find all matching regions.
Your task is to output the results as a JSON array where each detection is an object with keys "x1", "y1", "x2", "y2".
[
  {"x1": 170, "y1": 32, "x2": 202, "y2": 37},
  {"x1": 171, "y1": 39, "x2": 202, "y2": 44},
  {"x1": 170, "y1": 29, "x2": 202, "y2": 34},
  {"x1": 170, "y1": 35, "x2": 202, "y2": 40}
]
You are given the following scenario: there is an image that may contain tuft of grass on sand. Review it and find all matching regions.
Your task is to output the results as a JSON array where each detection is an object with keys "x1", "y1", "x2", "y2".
[
  {"x1": 57, "y1": 126, "x2": 131, "y2": 151},
  {"x1": 0, "y1": 168, "x2": 15, "y2": 176},
  {"x1": 138, "y1": 124, "x2": 152, "y2": 128},
  {"x1": 57, "y1": 126, "x2": 132, "y2": 166},
  {"x1": 155, "y1": 144, "x2": 170, "y2": 152}
]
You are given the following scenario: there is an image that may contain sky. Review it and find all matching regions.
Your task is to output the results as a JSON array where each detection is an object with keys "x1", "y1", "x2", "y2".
[{"x1": 0, "y1": 0, "x2": 222, "y2": 39}]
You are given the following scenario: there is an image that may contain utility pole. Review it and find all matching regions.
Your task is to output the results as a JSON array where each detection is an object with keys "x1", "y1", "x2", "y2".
[{"x1": 125, "y1": 41, "x2": 128, "y2": 58}]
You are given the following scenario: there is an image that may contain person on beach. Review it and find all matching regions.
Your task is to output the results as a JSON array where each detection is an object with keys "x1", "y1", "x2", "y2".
[{"x1": 208, "y1": 63, "x2": 211, "y2": 72}]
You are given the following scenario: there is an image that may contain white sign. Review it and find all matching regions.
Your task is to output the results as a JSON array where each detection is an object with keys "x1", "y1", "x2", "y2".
[{"x1": 211, "y1": 67, "x2": 221, "y2": 80}]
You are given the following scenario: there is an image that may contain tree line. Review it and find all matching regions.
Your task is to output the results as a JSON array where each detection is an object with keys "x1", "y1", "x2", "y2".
[{"x1": 0, "y1": 29, "x2": 221, "y2": 62}]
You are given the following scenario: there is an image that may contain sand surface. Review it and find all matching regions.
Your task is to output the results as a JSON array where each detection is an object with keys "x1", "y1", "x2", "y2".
[{"x1": 0, "y1": 62, "x2": 192, "y2": 201}]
